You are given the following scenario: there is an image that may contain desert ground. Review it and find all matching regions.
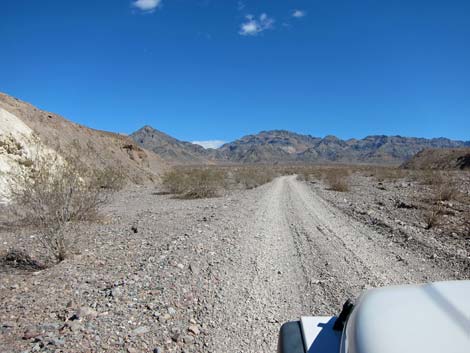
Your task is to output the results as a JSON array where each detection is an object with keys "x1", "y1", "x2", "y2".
[{"x1": 1, "y1": 167, "x2": 469, "y2": 353}]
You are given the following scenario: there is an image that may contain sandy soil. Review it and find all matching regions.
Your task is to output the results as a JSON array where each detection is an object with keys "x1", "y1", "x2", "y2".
[{"x1": 1, "y1": 176, "x2": 468, "y2": 353}]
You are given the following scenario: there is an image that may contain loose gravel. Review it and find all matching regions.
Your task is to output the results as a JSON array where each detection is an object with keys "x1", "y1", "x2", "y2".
[{"x1": 1, "y1": 175, "x2": 468, "y2": 353}]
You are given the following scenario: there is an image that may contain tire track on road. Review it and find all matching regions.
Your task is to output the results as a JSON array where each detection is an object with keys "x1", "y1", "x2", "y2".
[{"x1": 205, "y1": 175, "x2": 452, "y2": 353}]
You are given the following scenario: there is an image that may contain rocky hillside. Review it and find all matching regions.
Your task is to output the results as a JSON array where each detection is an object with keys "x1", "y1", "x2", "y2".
[
  {"x1": 130, "y1": 125, "x2": 220, "y2": 164},
  {"x1": 0, "y1": 93, "x2": 166, "y2": 190},
  {"x1": 217, "y1": 130, "x2": 318, "y2": 163},
  {"x1": 131, "y1": 127, "x2": 468, "y2": 165},
  {"x1": 218, "y1": 130, "x2": 469, "y2": 164},
  {"x1": 402, "y1": 148, "x2": 470, "y2": 170},
  {"x1": 0, "y1": 107, "x2": 62, "y2": 202}
]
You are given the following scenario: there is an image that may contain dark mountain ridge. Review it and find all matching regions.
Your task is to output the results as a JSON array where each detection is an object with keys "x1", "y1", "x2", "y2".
[
  {"x1": 130, "y1": 126, "x2": 221, "y2": 164},
  {"x1": 132, "y1": 126, "x2": 469, "y2": 165}
]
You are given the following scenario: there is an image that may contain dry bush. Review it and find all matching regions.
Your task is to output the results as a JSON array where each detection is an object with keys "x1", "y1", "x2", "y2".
[
  {"x1": 415, "y1": 170, "x2": 444, "y2": 186},
  {"x1": 232, "y1": 167, "x2": 277, "y2": 189},
  {"x1": 4, "y1": 154, "x2": 112, "y2": 263},
  {"x1": 414, "y1": 170, "x2": 460, "y2": 202},
  {"x1": 371, "y1": 167, "x2": 407, "y2": 181},
  {"x1": 160, "y1": 169, "x2": 188, "y2": 195},
  {"x1": 95, "y1": 165, "x2": 127, "y2": 190},
  {"x1": 324, "y1": 168, "x2": 350, "y2": 192},
  {"x1": 435, "y1": 183, "x2": 458, "y2": 202},
  {"x1": 424, "y1": 205, "x2": 442, "y2": 229},
  {"x1": 295, "y1": 166, "x2": 323, "y2": 182},
  {"x1": 161, "y1": 168, "x2": 226, "y2": 199}
]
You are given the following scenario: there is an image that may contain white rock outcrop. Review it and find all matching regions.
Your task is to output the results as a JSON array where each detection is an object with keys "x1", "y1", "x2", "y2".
[{"x1": 0, "y1": 107, "x2": 58, "y2": 203}]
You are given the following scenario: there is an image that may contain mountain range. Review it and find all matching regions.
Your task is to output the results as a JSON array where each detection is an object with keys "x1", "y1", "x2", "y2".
[
  {"x1": 131, "y1": 126, "x2": 469, "y2": 165},
  {"x1": 1, "y1": 92, "x2": 468, "y2": 179}
]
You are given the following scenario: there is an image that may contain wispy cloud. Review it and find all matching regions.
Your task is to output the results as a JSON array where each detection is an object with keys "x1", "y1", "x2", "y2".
[
  {"x1": 132, "y1": 0, "x2": 161, "y2": 13},
  {"x1": 292, "y1": 9, "x2": 306, "y2": 18},
  {"x1": 239, "y1": 13, "x2": 274, "y2": 36},
  {"x1": 192, "y1": 140, "x2": 226, "y2": 149},
  {"x1": 237, "y1": 1, "x2": 245, "y2": 11}
]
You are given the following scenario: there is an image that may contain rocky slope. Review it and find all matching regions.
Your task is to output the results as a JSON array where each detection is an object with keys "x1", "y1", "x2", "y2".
[
  {"x1": 219, "y1": 130, "x2": 469, "y2": 164},
  {"x1": 0, "y1": 107, "x2": 61, "y2": 203},
  {"x1": 217, "y1": 130, "x2": 318, "y2": 163},
  {"x1": 130, "y1": 126, "x2": 220, "y2": 165},
  {"x1": 0, "y1": 93, "x2": 167, "y2": 188},
  {"x1": 132, "y1": 127, "x2": 469, "y2": 165},
  {"x1": 402, "y1": 147, "x2": 470, "y2": 170}
]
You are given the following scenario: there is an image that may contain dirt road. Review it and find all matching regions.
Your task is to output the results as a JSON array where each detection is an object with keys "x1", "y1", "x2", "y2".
[
  {"x1": 1, "y1": 175, "x2": 464, "y2": 353},
  {"x1": 204, "y1": 175, "x2": 457, "y2": 353}
]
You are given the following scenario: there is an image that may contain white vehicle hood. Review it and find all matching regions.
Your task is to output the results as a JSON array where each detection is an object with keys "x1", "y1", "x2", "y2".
[{"x1": 342, "y1": 280, "x2": 470, "y2": 353}]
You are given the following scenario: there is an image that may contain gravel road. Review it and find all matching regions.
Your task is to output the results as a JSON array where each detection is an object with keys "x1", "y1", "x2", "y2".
[
  {"x1": 1, "y1": 175, "x2": 465, "y2": 353},
  {"x1": 204, "y1": 175, "x2": 458, "y2": 353}
]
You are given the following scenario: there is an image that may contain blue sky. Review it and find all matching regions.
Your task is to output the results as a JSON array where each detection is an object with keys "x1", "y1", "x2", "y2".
[{"x1": 1, "y1": 0, "x2": 469, "y2": 146}]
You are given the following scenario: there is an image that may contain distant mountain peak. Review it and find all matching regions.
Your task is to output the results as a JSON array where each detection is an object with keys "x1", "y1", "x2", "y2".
[{"x1": 131, "y1": 125, "x2": 469, "y2": 165}]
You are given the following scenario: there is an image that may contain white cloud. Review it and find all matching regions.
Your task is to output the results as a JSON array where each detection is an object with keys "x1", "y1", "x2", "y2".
[
  {"x1": 292, "y1": 10, "x2": 306, "y2": 18},
  {"x1": 192, "y1": 140, "x2": 226, "y2": 149},
  {"x1": 239, "y1": 13, "x2": 274, "y2": 36},
  {"x1": 132, "y1": 0, "x2": 161, "y2": 12}
]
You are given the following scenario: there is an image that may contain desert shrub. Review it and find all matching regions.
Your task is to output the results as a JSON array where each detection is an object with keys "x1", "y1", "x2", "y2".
[
  {"x1": 161, "y1": 169, "x2": 191, "y2": 195},
  {"x1": 232, "y1": 167, "x2": 277, "y2": 189},
  {"x1": 295, "y1": 166, "x2": 323, "y2": 182},
  {"x1": 417, "y1": 170, "x2": 444, "y2": 186},
  {"x1": 161, "y1": 168, "x2": 226, "y2": 199},
  {"x1": 424, "y1": 205, "x2": 442, "y2": 230},
  {"x1": 372, "y1": 167, "x2": 407, "y2": 181},
  {"x1": 324, "y1": 168, "x2": 350, "y2": 192},
  {"x1": 4, "y1": 154, "x2": 111, "y2": 263},
  {"x1": 95, "y1": 165, "x2": 127, "y2": 190},
  {"x1": 435, "y1": 183, "x2": 458, "y2": 202}
]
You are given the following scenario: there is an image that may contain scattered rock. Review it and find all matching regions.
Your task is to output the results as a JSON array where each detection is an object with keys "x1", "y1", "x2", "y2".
[
  {"x1": 132, "y1": 326, "x2": 150, "y2": 335},
  {"x1": 70, "y1": 306, "x2": 98, "y2": 321},
  {"x1": 171, "y1": 328, "x2": 181, "y2": 342},
  {"x1": 188, "y1": 325, "x2": 200, "y2": 335},
  {"x1": 111, "y1": 286, "x2": 123, "y2": 298},
  {"x1": 189, "y1": 263, "x2": 200, "y2": 275},
  {"x1": 395, "y1": 200, "x2": 417, "y2": 209},
  {"x1": 48, "y1": 337, "x2": 65, "y2": 346},
  {"x1": 23, "y1": 327, "x2": 42, "y2": 340}
]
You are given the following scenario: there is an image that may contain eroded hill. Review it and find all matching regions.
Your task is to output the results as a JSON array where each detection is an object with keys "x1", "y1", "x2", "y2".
[{"x1": 0, "y1": 93, "x2": 167, "y2": 189}]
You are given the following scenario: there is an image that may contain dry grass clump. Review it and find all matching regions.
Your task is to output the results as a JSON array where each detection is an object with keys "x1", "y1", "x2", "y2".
[
  {"x1": 161, "y1": 167, "x2": 226, "y2": 199},
  {"x1": 324, "y1": 168, "x2": 350, "y2": 192},
  {"x1": 3, "y1": 154, "x2": 115, "y2": 263}
]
